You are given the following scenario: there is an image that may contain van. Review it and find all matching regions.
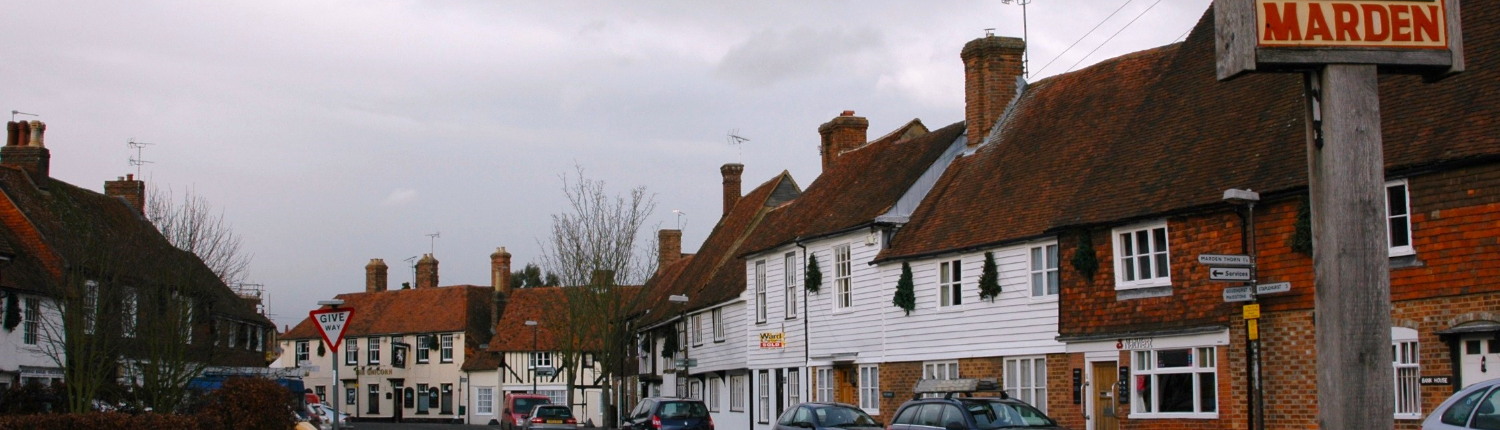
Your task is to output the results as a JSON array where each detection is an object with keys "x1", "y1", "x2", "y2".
[{"x1": 503, "y1": 393, "x2": 553, "y2": 430}]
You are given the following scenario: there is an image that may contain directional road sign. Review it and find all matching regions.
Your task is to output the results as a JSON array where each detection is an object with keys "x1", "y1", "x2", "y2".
[
  {"x1": 1198, "y1": 254, "x2": 1252, "y2": 267},
  {"x1": 309, "y1": 308, "x2": 356, "y2": 351},
  {"x1": 1256, "y1": 282, "x2": 1292, "y2": 295},
  {"x1": 1209, "y1": 267, "x2": 1252, "y2": 282},
  {"x1": 1223, "y1": 286, "x2": 1253, "y2": 302}
]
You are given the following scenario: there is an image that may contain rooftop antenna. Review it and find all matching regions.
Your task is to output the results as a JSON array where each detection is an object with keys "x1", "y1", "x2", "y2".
[
  {"x1": 9, "y1": 111, "x2": 38, "y2": 122},
  {"x1": 127, "y1": 138, "x2": 155, "y2": 177},
  {"x1": 999, "y1": 0, "x2": 1031, "y2": 78},
  {"x1": 425, "y1": 232, "x2": 441, "y2": 255},
  {"x1": 726, "y1": 129, "x2": 749, "y2": 162},
  {"x1": 404, "y1": 255, "x2": 418, "y2": 288},
  {"x1": 672, "y1": 209, "x2": 686, "y2": 230}
]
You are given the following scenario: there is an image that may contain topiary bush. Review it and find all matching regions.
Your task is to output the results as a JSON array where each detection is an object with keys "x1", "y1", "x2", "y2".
[{"x1": 892, "y1": 262, "x2": 916, "y2": 316}]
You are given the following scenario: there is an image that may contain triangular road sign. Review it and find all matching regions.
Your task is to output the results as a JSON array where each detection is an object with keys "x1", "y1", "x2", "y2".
[{"x1": 309, "y1": 308, "x2": 355, "y2": 351}]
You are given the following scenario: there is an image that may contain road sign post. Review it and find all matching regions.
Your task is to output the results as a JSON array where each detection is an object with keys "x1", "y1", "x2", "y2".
[{"x1": 311, "y1": 306, "x2": 355, "y2": 429}]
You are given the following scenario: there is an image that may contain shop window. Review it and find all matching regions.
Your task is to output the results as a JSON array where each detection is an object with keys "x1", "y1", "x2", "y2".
[{"x1": 1131, "y1": 347, "x2": 1217, "y2": 418}]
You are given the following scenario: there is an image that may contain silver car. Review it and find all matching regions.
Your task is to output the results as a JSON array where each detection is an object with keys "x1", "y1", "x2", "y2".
[
  {"x1": 1424, "y1": 378, "x2": 1500, "y2": 429},
  {"x1": 524, "y1": 405, "x2": 579, "y2": 430}
]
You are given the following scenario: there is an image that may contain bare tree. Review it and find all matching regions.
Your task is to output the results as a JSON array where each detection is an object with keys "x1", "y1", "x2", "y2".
[
  {"x1": 537, "y1": 166, "x2": 655, "y2": 426},
  {"x1": 147, "y1": 185, "x2": 252, "y2": 286}
]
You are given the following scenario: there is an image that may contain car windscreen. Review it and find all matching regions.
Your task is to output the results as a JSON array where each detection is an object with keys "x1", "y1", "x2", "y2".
[
  {"x1": 813, "y1": 405, "x2": 879, "y2": 428},
  {"x1": 657, "y1": 401, "x2": 709, "y2": 419},
  {"x1": 960, "y1": 400, "x2": 1057, "y2": 428},
  {"x1": 515, "y1": 398, "x2": 549, "y2": 414},
  {"x1": 536, "y1": 406, "x2": 573, "y2": 418}
]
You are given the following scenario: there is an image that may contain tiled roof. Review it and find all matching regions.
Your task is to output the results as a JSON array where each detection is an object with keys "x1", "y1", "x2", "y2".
[
  {"x1": 0, "y1": 167, "x2": 268, "y2": 324},
  {"x1": 283, "y1": 285, "x2": 493, "y2": 340},
  {"x1": 633, "y1": 173, "x2": 798, "y2": 328},
  {"x1": 489, "y1": 285, "x2": 642, "y2": 351},
  {"x1": 880, "y1": 4, "x2": 1500, "y2": 261},
  {"x1": 741, "y1": 120, "x2": 966, "y2": 257},
  {"x1": 462, "y1": 350, "x2": 502, "y2": 372}
]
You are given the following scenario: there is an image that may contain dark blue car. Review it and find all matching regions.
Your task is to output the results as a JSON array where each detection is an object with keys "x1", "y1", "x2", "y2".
[
  {"x1": 773, "y1": 402, "x2": 883, "y2": 430},
  {"x1": 622, "y1": 398, "x2": 713, "y2": 430}
]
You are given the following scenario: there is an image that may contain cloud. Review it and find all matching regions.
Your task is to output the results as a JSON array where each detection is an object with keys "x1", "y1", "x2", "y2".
[
  {"x1": 381, "y1": 188, "x2": 418, "y2": 207},
  {"x1": 715, "y1": 26, "x2": 884, "y2": 87}
]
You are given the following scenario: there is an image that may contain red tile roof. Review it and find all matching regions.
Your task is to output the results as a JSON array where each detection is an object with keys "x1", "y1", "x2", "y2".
[
  {"x1": 283, "y1": 285, "x2": 493, "y2": 341},
  {"x1": 880, "y1": 4, "x2": 1500, "y2": 261},
  {"x1": 488, "y1": 285, "x2": 642, "y2": 352}
]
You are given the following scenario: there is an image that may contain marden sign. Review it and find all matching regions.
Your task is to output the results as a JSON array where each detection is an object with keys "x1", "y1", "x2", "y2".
[{"x1": 1216, "y1": 0, "x2": 1464, "y2": 80}]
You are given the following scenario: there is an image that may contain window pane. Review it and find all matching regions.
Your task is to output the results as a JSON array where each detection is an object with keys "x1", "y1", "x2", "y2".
[
  {"x1": 1391, "y1": 215, "x2": 1411, "y2": 248},
  {"x1": 1152, "y1": 228, "x2": 1168, "y2": 254},
  {"x1": 1136, "y1": 231, "x2": 1150, "y2": 255},
  {"x1": 1442, "y1": 387, "x2": 1488, "y2": 426},
  {"x1": 1158, "y1": 349, "x2": 1192, "y2": 368},
  {"x1": 1473, "y1": 387, "x2": 1500, "y2": 430},
  {"x1": 1047, "y1": 271, "x2": 1060, "y2": 295},
  {"x1": 1154, "y1": 253, "x2": 1169, "y2": 280},
  {"x1": 1136, "y1": 375, "x2": 1153, "y2": 413},
  {"x1": 1123, "y1": 256, "x2": 1136, "y2": 281},
  {"x1": 1120, "y1": 234, "x2": 1134, "y2": 257},
  {"x1": 1469, "y1": 340, "x2": 1482, "y2": 355},
  {"x1": 1388, "y1": 185, "x2": 1408, "y2": 216},
  {"x1": 1005, "y1": 361, "x2": 1018, "y2": 390},
  {"x1": 1157, "y1": 374, "x2": 1195, "y2": 413},
  {"x1": 1490, "y1": 340, "x2": 1499, "y2": 354},
  {"x1": 1031, "y1": 248, "x2": 1043, "y2": 271},
  {"x1": 1047, "y1": 245, "x2": 1059, "y2": 268},
  {"x1": 1032, "y1": 273, "x2": 1044, "y2": 296},
  {"x1": 1199, "y1": 373, "x2": 1216, "y2": 412},
  {"x1": 1138, "y1": 255, "x2": 1153, "y2": 280}
]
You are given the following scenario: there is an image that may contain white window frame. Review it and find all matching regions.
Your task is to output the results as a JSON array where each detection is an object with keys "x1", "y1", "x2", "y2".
[
  {"x1": 939, "y1": 260, "x2": 962, "y2": 307},
  {"x1": 476, "y1": 387, "x2": 494, "y2": 415},
  {"x1": 1113, "y1": 221, "x2": 1171, "y2": 289},
  {"x1": 417, "y1": 335, "x2": 431, "y2": 363},
  {"x1": 440, "y1": 334, "x2": 454, "y2": 363},
  {"x1": 1005, "y1": 356, "x2": 1048, "y2": 413},
  {"x1": 731, "y1": 374, "x2": 746, "y2": 412},
  {"x1": 859, "y1": 365, "x2": 879, "y2": 413},
  {"x1": 788, "y1": 369, "x2": 801, "y2": 406},
  {"x1": 712, "y1": 308, "x2": 725, "y2": 342},
  {"x1": 368, "y1": 337, "x2": 381, "y2": 365},
  {"x1": 122, "y1": 287, "x2": 138, "y2": 338},
  {"x1": 1131, "y1": 346, "x2": 1219, "y2": 419},
  {"x1": 1393, "y1": 327, "x2": 1421, "y2": 420},
  {"x1": 22, "y1": 297, "x2": 39, "y2": 346},
  {"x1": 346, "y1": 339, "x2": 358, "y2": 365},
  {"x1": 296, "y1": 341, "x2": 310, "y2": 363},
  {"x1": 690, "y1": 379, "x2": 702, "y2": 400},
  {"x1": 758, "y1": 371, "x2": 771, "y2": 423},
  {"x1": 785, "y1": 253, "x2": 798, "y2": 319},
  {"x1": 817, "y1": 368, "x2": 834, "y2": 402},
  {"x1": 1387, "y1": 179, "x2": 1415, "y2": 257},
  {"x1": 692, "y1": 314, "x2": 704, "y2": 346},
  {"x1": 1030, "y1": 244, "x2": 1060, "y2": 298},
  {"x1": 530, "y1": 351, "x2": 554, "y2": 369},
  {"x1": 834, "y1": 245, "x2": 852, "y2": 311},
  {"x1": 756, "y1": 260, "x2": 768, "y2": 323},
  {"x1": 708, "y1": 377, "x2": 720, "y2": 412},
  {"x1": 923, "y1": 361, "x2": 959, "y2": 380},
  {"x1": 84, "y1": 281, "x2": 99, "y2": 335}
]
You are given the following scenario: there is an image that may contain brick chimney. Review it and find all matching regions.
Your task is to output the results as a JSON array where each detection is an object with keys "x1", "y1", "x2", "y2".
[
  {"x1": 721, "y1": 163, "x2": 743, "y2": 217},
  {"x1": 2, "y1": 121, "x2": 50, "y2": 180},
  {"x1": 105, "y1": 174, "x2": 146, "y2": 215},
  {"x1": 818, "y1": 111, "x2": 868, "y2": 171},
  {"x1": 658, "y1": 229, "x2": 682, "y2": 272},
  {"x1": 415, "y1": 254, "x2": 439, "y2": 289},
  {"x1": 492, "y1": 247, "x2": 512, "y2": 296},
  {"x1": 962, "y1": 36, "x2": 1025, "y2": 147},
  {"x1": 366, "y1": 258, "x2": 389, "y2": 293}
]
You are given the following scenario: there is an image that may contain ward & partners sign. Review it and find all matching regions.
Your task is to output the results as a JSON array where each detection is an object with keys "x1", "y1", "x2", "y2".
[{"x1": 759, "y1": 332, "x2": 785, "y2": 349}]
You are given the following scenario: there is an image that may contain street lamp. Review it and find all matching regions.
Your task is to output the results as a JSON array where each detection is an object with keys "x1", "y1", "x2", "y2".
[
  {"x1": 525, "y1": 320, "x2": 539, "y2": 394},
  {"x1": 668, "y1": 295, "x2": 689, "y2": 398},
  {"x1": 316, "y1": 300, "x2": 346, "y2": 430},
  {"x1": 1223, "y1": 188, "x2": 1262, "y2": 430}
]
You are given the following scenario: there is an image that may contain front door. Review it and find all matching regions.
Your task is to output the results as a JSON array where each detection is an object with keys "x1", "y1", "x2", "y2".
[
  {"x1": 1461, "y1": 335, "x2": 1500, "y2": 388},
  {"x1": 1091, "y1": 362, "x2": 1119, "y2": 430}
]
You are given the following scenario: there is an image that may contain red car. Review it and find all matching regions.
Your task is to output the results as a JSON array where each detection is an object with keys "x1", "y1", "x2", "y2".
[{"x1": 503, "y1": 393, "x2": 552, "y2": 430}]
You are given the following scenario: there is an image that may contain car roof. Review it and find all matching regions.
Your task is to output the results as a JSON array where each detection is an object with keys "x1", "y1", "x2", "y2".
[{"x1": 792, "y1": 402, "x2": 863, "y2": 410}]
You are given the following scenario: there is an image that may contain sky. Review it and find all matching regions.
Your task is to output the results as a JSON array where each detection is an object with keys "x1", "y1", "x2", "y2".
[{"x1": 0, "y1": 0, "x2": 1213, "y2": 329}]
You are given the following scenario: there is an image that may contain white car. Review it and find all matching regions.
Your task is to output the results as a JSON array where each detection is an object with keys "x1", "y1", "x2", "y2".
[
  {"x1": 1424, "y1": 378, "x2": 1500, "y2": 429},
  {"x1": 309, "y1": 403, "x2": 349, "y2": 428}
]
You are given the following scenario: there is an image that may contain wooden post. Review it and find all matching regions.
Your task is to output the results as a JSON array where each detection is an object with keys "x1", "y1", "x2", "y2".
[{"x1": 1305, "y1": 64, "x2": 1393, "y2": 430}]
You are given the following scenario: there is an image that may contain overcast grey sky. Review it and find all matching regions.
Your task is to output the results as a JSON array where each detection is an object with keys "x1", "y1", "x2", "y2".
[{"x1": 0, "y1": 0, "x2": 1212, "y2": 328}]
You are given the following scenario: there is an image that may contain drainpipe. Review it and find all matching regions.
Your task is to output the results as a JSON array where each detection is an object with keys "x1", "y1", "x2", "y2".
[{"x1": 795, "y1": 237, "x2": 809, "y2": 402}]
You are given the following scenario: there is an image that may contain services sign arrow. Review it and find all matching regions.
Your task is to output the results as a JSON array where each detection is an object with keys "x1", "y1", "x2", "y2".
[
  {"x1": 309, "y1": 308, "x2": 355, "y2": 351},
  {"x1": 1209, "y1": 267, "x2": 1252, "y2": 282}
]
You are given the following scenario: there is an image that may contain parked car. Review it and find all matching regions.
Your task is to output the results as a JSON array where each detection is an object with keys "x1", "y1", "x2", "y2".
[
  {"x1": 621, "y1": 398, "x2": 713, "y2": 430},
  {"x1": 503, "y1": 393, "x2": 553, "y2": 430},
  {"x1": 774, "y1": 402, "x2": 882, "y2": 430},
  {"x1": 524, "y1": 405, "x2": 580, "y2": 430},
  {"x1": 889, "y1": 379, "x2": 1064, "y2": 430},
  {"x1": 1423, "y1": 377, "x2": 1500, "y2": 429},
  {"x1": 309, "y1": 403, "x2": 349, "y2": 428}
]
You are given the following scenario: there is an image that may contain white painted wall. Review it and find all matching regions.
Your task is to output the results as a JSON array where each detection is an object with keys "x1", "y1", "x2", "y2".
[
  {"x1": 685, "y1": 301, "x2": 748, "y2": 374},
  {"x1": 0, "y1": 293, "x2": 62, "y2": 388},
  {"x1": 276, "y1": 331, "x2": 471, "y2": 422}
]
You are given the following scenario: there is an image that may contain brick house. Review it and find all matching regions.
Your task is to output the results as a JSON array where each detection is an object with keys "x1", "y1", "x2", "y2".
[
  {"x1": 879, "y1": 3, "x2": 1500, "y2": 430},
  {"x1": 0, "y1": 120, "x2": 274, "y2": 390},
  {"x1": 279, "y1": 253, "x2": 494, "y2": 423}
]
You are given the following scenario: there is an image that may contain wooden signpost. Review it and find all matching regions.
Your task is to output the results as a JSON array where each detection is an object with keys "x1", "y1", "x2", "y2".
[{"x1": 1216, "y1": 1, "x2": 1463, "y2": 429}]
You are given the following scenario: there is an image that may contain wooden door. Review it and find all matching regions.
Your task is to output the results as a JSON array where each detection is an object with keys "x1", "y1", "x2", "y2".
[{"x1": 1091, "y1": 362, "x2": 1118, "y2": 430}]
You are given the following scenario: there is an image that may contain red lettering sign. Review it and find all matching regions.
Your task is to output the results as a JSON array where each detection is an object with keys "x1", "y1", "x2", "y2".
[{"x1": 1256, "y1": 0, "x2": 1446, "y2": 49}]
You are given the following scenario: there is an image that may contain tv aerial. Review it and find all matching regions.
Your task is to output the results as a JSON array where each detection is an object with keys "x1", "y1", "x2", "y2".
[
  {"x1": 726, "y1": 129, "x2": 750, "y2": 161},
  {"x1": 127, "y1": 138, "x2": 155, "y2": 177},
  {"x1": 9, "y1": 110, "x2": 38, "y2": 122}
]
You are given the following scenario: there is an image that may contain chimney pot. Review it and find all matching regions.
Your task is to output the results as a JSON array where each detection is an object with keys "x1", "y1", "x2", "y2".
[
  {"x1": 962, "y1": 36, "x2": 1026, "y2": 147},
  {"x1": 5, "y1": 122, "x2": 17, "y2": 147},
  {"x1": 658, "y1": 229, "x2": 682, "y2": 273},
  {"x1": 28, "y1": 121, "x2": 44, "y2": 147},
  {"x1": 721, "y1": 163, "x2": 744, "y2": 217},
  {"x1": 818, "y1": 112, "x2": 869, "y2": 172},
  {"x1": 366, "y1": 258, "x2": 389, "y2": 293},
  {"x1": 1, "y1": 121, "x2": 50, "y2": 180}
]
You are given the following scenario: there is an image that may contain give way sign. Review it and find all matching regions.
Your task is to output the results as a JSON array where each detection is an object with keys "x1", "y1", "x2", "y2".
[{"x1": 309, "y1": 308, "x2": 355, "y2": 351}]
